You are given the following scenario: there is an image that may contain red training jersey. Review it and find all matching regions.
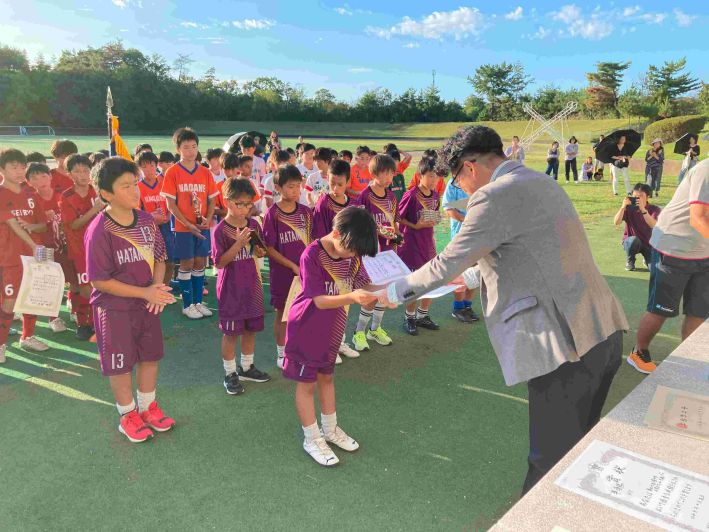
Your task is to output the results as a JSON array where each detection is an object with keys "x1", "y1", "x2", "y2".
[
  {"x1": 50, "y1": 169, "x2": 74, "y2": 194},
  {"x1": 0, "y1": 185, "x2": 46, "y2": 267},
  {"x1": 35, "y1": 190, "x2": 68, "y2": 255},
  {"x1": 160, "y1": 162, "x2": 219, "y2": 232},
  {"x1": 59, "y1": 186, "x2": 98, "y2": 262}
]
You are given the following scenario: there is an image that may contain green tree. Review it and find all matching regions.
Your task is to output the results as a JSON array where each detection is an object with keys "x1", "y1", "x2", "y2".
[
  {"x1": 645, "y1": 57, "x2": 701, "y2": 117},
  {"x1": 699, "y1": 83, "x2": 709, "y2": 116},
  {"x1": 467, "y1": 62, "x2": 532, "y2": 120},
  {"x1": 586, "y1": 61, "x2": 630, "y2": 117},
  {"x1": 0, "y1": 45, "x2": 29, "y2": 72},
  {"x1": 618, "y1": 86, "x2": 658, "y2": 120}
]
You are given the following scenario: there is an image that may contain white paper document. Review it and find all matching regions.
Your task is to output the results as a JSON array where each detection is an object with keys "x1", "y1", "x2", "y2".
[
  {"x1": 362, "y1": 250, "x2": 411, "y2": 285},
  {"x1": 12, "y1": 256, "x2": 65, "y2": 317},
  {"x1": 645, "y1": 386, "x2": 709, "y2": 442},
  {"x1": 555, "y1": 440, "x2": 709, "y2": 531}
]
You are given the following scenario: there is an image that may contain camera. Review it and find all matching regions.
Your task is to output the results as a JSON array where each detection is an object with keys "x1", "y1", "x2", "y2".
[{"x1": 627, "y1": 195, "x2": 638, "y2": 210}]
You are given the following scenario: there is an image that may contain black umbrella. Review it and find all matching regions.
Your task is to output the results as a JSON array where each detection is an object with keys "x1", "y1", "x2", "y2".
[
  {"x1": 594, "y1": 129, "x2": 642, "y2": 164},
  {"x1": 673, "y1": 133, "x2": 698, "y2": 155},
  {"x1": 222, "y1": 131, "x2": 269, "y2": 153}
]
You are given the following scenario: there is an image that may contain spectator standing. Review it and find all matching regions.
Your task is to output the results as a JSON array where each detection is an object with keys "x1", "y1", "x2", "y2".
[
  {"x1": 564, "y1": 136, "x2": 579, "y2": 183},
  {"x1": 593, "y1": 134, "x2": 605, "y2": 173},
  {"x1": 677, "y1": 134, "x2": 701, "y2": 185},
  {"x1": 504, "y1": 136, "x2": 525, "y2": 164},
  {"x1": 645, "y1": 139, "x2": 664, "y2": 196},
  {"x1": 545, "y1": 141, "x2": 560, "y2": 180},
  {"x1": 610, "y1": 135, "x2": 632, "y2": 196}
]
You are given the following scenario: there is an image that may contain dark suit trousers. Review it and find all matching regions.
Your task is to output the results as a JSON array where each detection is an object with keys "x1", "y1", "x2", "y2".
[{"x1": 522, "y1": 330, "x2": 623, "y2": 494}]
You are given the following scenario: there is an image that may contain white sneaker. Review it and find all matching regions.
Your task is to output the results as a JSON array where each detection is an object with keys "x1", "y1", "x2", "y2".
[
  {"x1": 338, "y1": 342, "x2": 360, "y2": 359},
  {"x1": 182, "y1": 304, "x2": 203, "y2": 319},
  {"x1": 303, "y1": 437, "x2": 339, "y2": 466},
  {"x1": 0, "y1": 344, "x2": 6, "y2": 364},
  {"x1": 70, "y1": 313, "x2": 78, "y2": 324},
  {"x1": 48, "y1": 317, "x2": 67, "y2": 333},
  {"x1": 20, "y1": 336, "x2": 50, "y2": 352},
  {"x1": 194, "y1": 303, "x2": 213, "y2": 317},
  {"x1": 335, "y1": 354, "x2": 343, "y2": 365},
  {"x1": 277, "y1": 354, "x2": 285, "y2": 369},
  {"x1": 323, "y1": 426, "x2": 360, "y2": 452}
]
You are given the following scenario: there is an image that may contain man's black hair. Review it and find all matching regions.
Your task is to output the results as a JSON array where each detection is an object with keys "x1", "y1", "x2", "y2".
[
  {"x1": 329, "y1": 159, "x2": 350, "y2": 178},
  {"x1": 137, "y1": 151, "x2": 159, "y2": 166},
  {"x1": 0, "y1": 148, "x2": 27, "y2": 167},
  {"x1": 275, "y1": 164, "x2": 303, "y2": 187},
  {"x1": 92, "y1": 157, "x2": 139, "y2": 197},
  {"x1": 25, "y1": 162, "x2": 51, "y2": 180},
  {"x1": 332, "y1": 206, "x2": 378, "y2": 257},
  {"x1": 172, "y1": 127, "x2": 199, "y2": 148},
  {"x1": 66, "y1": 153, "x2": 92, "y2": 172},
  {"x1": 633, "y1": 183, "x2": 653, "y2": 197},
  {"x1": 437, "y1": 125, "x2": 505, "y2": 175}
]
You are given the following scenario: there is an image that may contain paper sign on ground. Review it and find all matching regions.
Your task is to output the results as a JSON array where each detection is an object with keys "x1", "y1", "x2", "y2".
[
  {"x1": 12, "y1": 256, "x2": 65, "y2": 317},
  {"x1": 645, "y1": 386, "x2": 709, "y2": 442},
  {"x1": 555, "y1": 440, "x2": 709, "y2": 531}
]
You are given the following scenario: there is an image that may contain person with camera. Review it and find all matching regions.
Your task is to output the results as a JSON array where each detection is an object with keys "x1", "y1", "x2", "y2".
[{"x1": 613, "y1": 183, "x2": 661, "y2": 271}]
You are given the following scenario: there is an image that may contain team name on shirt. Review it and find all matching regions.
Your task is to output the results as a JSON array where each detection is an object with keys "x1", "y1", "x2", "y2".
[
  {"x1": 10, "y1": 207, "x2": 35, "y2": 217},
  {"x1": 372, "y1": 212, "x2": 392, "y2": 227},
  {"x1": 233, "y1": 246, "x2": 253, "y2": 261},
  {"x1": 279, "y1": 230, "x2": 300, "y2": 245},
  {"x1": 177, "y1": 183, "x2": 206, "y2": 193},
  {"x1": 142, "y1": 194, "x2": 162, "y2": 205},
  {"x1": 115, "y1": 246, "x2": 146, "y2": 266}
]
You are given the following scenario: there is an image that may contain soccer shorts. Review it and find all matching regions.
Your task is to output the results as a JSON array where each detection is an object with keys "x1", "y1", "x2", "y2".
[
  {"x1": 282, "y1": 356, "x2": 335, "y2": 383},
  {"x1": 159, "y1": 223, "x2": 176, "y2": 263},
  {"x1": 0, "y1": 265, "x2": 23, "y2": 302},
  {"x1": 94, "y1": 305, "x2": 164, "y2": 376},
  {"x1": 174, "y1": 230, "x2": 210, "y2": 260},
  {"x1": 219, "y1": 315, "x2": 264, "y2": 336},
  {"x1": 647, "y1": 250, "x2": 709, "y2": 318}
]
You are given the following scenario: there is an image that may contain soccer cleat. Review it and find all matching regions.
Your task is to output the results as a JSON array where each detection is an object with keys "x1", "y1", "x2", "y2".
[
  {"x1": 367, "y1": 326, "x2": 393, "y2": 346},
  {"x1": 238, "y1": 364, "x2": 271, "y2": 383},
  {"x1": 303, "y1": 436, "x2": 339, "y2": 467},
  {"x1": 416, "y1": 316, "x2": 440, "y2": 330},
  {"x1": 464, "y1": 308, "x2": 480, "y2": 321},
  {"x1": 403, "y1": 317, "x2": 418, "y2": 336},
  {"x1": 48, "y1": 317, "x2": 67, "y2": 333},
  {"x1": 335, "y1": 354, "x2": 343, "y2": 365},
  {"x1": 338, "y1": 342, "x2": 360, "y2": 359},
  {"x1": 194, "y1": 303, "x2": 213, "y2": 317},
  {"x1": 452, "y1": 308, "x2": 474, "y2": 323},
  {"x1": 625, "y1": 260, "x2": 636, "y2": 271},
  {"x1": 323, "y1": 426, "x2": 360, "y2": 452},
  {"x1": 19, "y1": 336, "x2": 50, "y2": 352},
  {"x1": 182, "y1": 304, "x2": 203, "y2": 319},
  {"x1": 118, "y1": 410, "x2": 154, "y2": 443},
  {"x1": 139, "y1": 401, "x2": 175, "y2": 432},
  {"x1": 352, "y1": 331, "x2": 370, "y2": 351},
  {"x1": 627, "y1": 347, "x2": 656, "y2": 374},
  {"x1": 76, "y1": 325, "x2": 94, "y2": 341},
  {"x1": 224, "y1": 372, "x2": 245, "y2": 395},
  {"x1": 277, "y1": 354, "x2": 285, "y2": 369},
  {"x1": 0, "y1": 344, "x2": 6, "y2": 364}
]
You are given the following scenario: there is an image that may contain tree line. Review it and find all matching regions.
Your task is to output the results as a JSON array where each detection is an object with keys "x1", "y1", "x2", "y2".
[{"x1": 0, "y1": 41, "x2": 707, "y2": 131}]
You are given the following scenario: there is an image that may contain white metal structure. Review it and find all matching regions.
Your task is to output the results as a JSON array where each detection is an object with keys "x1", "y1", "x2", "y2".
[
  {"x1": 0, "y1": 125, "x2": 56, "y2": 136},
  {"x1": 519, "y1": 101, "x2": 578, "y2": 151}
]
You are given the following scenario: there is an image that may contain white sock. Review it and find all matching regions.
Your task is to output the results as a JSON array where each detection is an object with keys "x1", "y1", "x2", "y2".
[
  {"x1": 277, "y1": 345, "x2": 285, "y2": 357},
  {"x1": 416, "y1": 307, "x2": 428, "y2": 320},
  {"x1": 137, "y1": 390, "x2": 156, "y2": 413},
  {"x1": 116, "y1": 400, "x2": 136, "y2": 416},
  {"x1": 241, "y1": 352, "x2": 254, "y2": 368},
  {"x1": 370, "y1": 305, "x2": 385, "y2": 330},
  {"x1": 223, "y1": 358, "x2": 237, "y2": 375},
  {"x1": 356, "y1": 310, "x2": 372, "y2": 332},
  {"x1": 321, "y1": 412, "x2": 337, "y2": 436},
  {"x1": 302, "y1": 422, "x2": 320, "y2": 443},
  {"x1": 405, "y1": 309, "x2": 415, "y2": 319}
]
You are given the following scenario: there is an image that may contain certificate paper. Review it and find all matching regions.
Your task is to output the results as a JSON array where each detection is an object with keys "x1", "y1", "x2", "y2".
[
  {"x1": 645, "y1": 386, "x2": 709, "y2": 442},
  {"x1": 362, "y1": 251, "x2": 411, "y2": 285},
  {"x1": 282, "y1": 277, "x2": 302, "y2": 322},
  {"x1": 555, "y1": 440, "x2": 709, "y2": 531},
  {"x1": 13, "y1": 256, "x2": 65, "y2": 317}
]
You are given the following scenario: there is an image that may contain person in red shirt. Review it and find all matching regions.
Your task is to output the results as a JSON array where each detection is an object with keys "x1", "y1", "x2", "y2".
[
  {"x1": 346, "y1": 146, "x2": 372, "y2": 198},
  {"x1": 407, "y1": 149, "x2": 447, "y2": 196},
  {"x1": 0, "y1": 149, "x2": 50, "y2": 361},
  {"x1": 25, "y1": 163, "x2": 72, "y2": 334},
  {"x1": 136, "y1": 151, "x2": 176, "y2": 287},
  {"x1": 160, "y1": 127, "x2": 218, "y2": 320},
  {"x1": 49, "y1": 139, "x2": 78, "y2": 193},
  {"x1": 60, "y1": 154, "x2": 105, "y2": 340}
]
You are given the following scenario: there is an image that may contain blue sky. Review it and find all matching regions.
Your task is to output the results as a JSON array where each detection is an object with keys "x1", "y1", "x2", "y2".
[{"x1": 2, "y1": 1, "x2": 707, "y2": 102}]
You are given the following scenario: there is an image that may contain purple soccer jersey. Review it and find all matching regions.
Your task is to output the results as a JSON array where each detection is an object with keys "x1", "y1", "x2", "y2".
[
  {"x1": 353, "y1": 185, "x2": 399, "y2": 251},
  {"x1": 212, "y1": 217, "x2": 265, "y2": 321},
  {"x1": 284, "y1": 241, "x2": 370, "y2": 368},
  {"x1": 397, "y1": 187, "x2": 440, "y2": 270},
  {"x1": 262, "y1": 202, "x2": 313, "y2": 309},
  {"x1": 85, "y1": 210, "x2": 167, "y2": 310},
  {"x1": 312, "y1": 193, "x2": 350, "y2": 239}
]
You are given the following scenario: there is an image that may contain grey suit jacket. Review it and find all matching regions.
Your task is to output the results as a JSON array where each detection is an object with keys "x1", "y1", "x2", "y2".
[{"x1": 393, "y1": 161, "x2": 629, "y2": 386}]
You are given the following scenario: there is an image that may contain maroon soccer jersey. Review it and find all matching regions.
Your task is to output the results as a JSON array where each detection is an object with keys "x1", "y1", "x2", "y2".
[
  {"x1": 397, "y1": 187, "x2": 440, "y2": 270},
  {"x1": 85, "y1": 210, "x2": 167, "y2": 310},
  {"x1": 353, "y1": 185, "x2": 399, "y2": 251},
  {"x1": 312, "y1": 193, "x2": 349, "y2": 239}
]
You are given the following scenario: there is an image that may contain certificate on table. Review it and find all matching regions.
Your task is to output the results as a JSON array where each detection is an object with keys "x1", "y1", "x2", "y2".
[
  {"x1": 555, "y1": 440, "x2": 709, "y2": 531},
  {"x1": 645, "y1": 386, "x2": 709, "y2": 442},
  {"x1": 12, "y1": 256, "x2": 65, "y2": 317}
]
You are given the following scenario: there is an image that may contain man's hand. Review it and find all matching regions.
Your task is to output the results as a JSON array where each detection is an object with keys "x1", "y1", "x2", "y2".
[{"x1": 377, "y1": 284, "x2": 400, "y2": 309}]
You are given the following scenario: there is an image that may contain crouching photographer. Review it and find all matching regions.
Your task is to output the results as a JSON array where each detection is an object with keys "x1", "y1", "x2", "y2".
[{"x1": 613, "y1": 183, "x2": 661, "y2": 271}]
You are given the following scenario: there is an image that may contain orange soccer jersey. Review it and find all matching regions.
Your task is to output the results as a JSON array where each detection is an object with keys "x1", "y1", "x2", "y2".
[
  {"x1": 348, "y1": 165, "x2": 372, "y2": 197},
  {"x1": 138, "y1": 176, "x2": 168, "y2": 216},
  {"x1": 160, "y1": 162, "x2": 219, "y2": 232}
]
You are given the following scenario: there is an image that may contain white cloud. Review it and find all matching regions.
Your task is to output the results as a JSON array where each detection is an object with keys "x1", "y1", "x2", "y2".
[
  {"x1": 232, "y1": 19, "x2": 276, "y2": 30},
  {"x1": 622, "y1": 6, "x2": 641, "y2": 17},
  {"x1": 111, "y1": 0, "x2": 126, "y2": 7},
  {"x1": 403, "y1": 42, "x2": 420, "y2": 48},
  {"x1": 640, "y1": 12, "x2": 666, "y2": 24},
  {"x1": 335, "y1": 6, "x2": 353, "y2": 16},
  {"x1": 505, "y1": 6, "x2": 523, "y2": 21},
  {"x1": 348, "y1": 67, "x2": 372, "y2": 73},
  {"x1": 180, "y1": 21, "x2": 204, "y2": 29},
  {"x1": 674, "y1": 8, "x2": 695, "y2": 27},
  {"x1": 367, "y1": 7, "x2": 486, "y2": 41},
  {"x1": 529, "y1": 26, "x2": 551, "y2": 40},
  {"x1": 552, "y1": 5, "x2": 613, "y2": 40}
]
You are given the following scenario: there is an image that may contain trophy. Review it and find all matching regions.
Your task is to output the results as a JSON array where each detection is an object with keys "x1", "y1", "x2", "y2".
[{"x1": 192, "y1": 191, "x2": 203, "y2": 225}]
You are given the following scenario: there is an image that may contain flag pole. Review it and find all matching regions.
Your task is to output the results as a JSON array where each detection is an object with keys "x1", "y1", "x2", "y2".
[{"x1": 106, "y1": 86, "x2": 114, "y2": 155}]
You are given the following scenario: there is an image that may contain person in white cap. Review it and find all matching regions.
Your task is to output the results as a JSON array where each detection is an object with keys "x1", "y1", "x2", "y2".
[{"x1": 644, "y1": 139, "x2": 664, "y2": 196}]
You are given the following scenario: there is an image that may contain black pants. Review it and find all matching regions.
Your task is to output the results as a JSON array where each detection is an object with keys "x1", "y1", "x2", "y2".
[
  {"x1": 565, "y1": 158, "x2": 578, "y2": 181},
  {"x1": 522, "y1": 330, "x2": 623, "y2": 494}
]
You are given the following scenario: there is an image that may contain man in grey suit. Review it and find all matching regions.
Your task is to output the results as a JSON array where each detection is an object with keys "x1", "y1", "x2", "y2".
[{"x1": 382, "y1": 126, "x2": 629, "y2": 494}]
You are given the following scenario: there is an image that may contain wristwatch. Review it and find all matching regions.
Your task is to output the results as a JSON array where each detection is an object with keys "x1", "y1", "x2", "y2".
[{"x1": 640, "y1": 210, "x2": 648, "y2": 215}]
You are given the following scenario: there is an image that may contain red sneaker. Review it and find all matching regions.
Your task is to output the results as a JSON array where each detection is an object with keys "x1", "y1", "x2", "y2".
[
  {"x1": 140, "y1": 401, "x2": 175, "y2": 432},
  {"x1": 119, "y1": 410, "x2": 154, "y2": 443}
]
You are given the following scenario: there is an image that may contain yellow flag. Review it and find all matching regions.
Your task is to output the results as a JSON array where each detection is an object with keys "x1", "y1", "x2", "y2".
[{"x1": 110, "y1": 116, "x2": 132, "y2": 161}]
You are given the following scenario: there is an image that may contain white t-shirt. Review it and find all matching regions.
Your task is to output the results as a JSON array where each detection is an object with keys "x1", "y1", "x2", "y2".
[
  {"x1": 252, "y1": 156, "x2": 267, "y2": 182},
  {"x1": 211, "y1": 169, "x2": 226, "y2": 183},
  {"x1": 262, "y1": 173, "x2": 281, "y2": 205},
  {"x1": 304, "y1": 170, "x2": 329, "y2": 206}
]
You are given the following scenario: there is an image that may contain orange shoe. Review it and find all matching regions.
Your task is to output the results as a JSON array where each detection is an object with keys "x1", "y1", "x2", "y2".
[
  {"x1": 119, "y1": 410, "x2": 154, "y2": 443},
  {"x1": 627, "y1": 347, "x2": 656, "y2": 374},
  {"x1": 140, "y1": 401, "x2": 175, "y2": 432}
]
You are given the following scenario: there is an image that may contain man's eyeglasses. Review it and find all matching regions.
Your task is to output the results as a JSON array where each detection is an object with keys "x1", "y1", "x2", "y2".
[{"x1": 452, "y1": 158, "x2": 476, "y2": 185}]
